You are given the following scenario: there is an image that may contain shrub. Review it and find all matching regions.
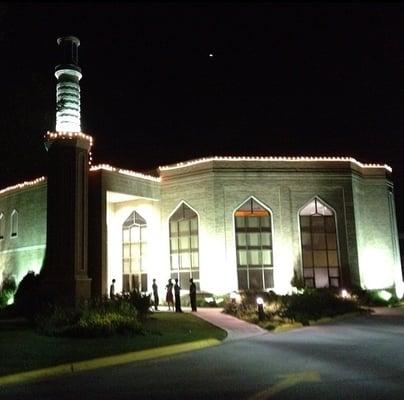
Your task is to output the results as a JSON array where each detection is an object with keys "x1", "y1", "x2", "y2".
[
  {"x1": 291, "y1": 271, "x2": 305, "y2": 290},
  {"x1": 121, "y1": 290, "x2": 151, "y2": 321},
  {"x1": 222, "y1": 291, "x2": 265, "y2": 322},
  {"x1": 0, "y1": 276, "x2": 17, "y2": 309},
  {"x1": 349, "y1": 287, "x2": 400, "y2": 307},
  {"x1": 223, "y1": 300, "x2": 257, "y2": 321},
  {"x1": 35, "y1": 299, "x2": 143, "y2": 338},
  {"x1": 13, "y1": 271, "x2": 47, "y2": 319},
  {"x1": 223, "y1": 290, "x2": 281, "y2": 320},
  {"x1": 65, "y1": 311, "x2": 142, "y2": 338},
  {"x1": 223, "y1": 288, "x2": 361, "y2": 326},
  {"x1": 35, "y1": 306, "x2": 81, "y2": 336},
  {"x1": 180, "y1": 292, "x2": 225, "y2": 308},
  {"x1": 277, "y1": 289, "x2": 359, "y2": 325}
]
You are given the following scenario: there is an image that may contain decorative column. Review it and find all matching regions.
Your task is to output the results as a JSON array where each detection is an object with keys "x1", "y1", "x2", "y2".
[{"x1": 42, "y1": 36, "x2": 92, "y2": 304}]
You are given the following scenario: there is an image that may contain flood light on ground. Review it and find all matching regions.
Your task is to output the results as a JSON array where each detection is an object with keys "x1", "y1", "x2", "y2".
[
  {"x1": 377, "y1": 290, "x2": 392, "y2": 302},
  {"x1": 292, "y1": 286, "x2": 304, "y2": 294},
  {"x1": 256, "y1": 297, "x2": 265, "y2": 321},
  {"x1": 230, "y1": 291, "x2": 241, "y2": 304},
  {"x1": 204, "y1": 297, "x2": 215, "y2": 303}
]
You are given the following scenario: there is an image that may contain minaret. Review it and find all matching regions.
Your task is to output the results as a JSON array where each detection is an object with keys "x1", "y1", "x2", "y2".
[
  {"x1": 42, "y1": 36, "x2": 92, "y2": 304},
  {"x1": 55, "y1": 36, "x2": 82, "y2": 133}
]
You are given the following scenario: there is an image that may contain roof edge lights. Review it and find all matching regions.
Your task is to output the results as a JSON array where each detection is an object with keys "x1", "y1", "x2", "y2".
[
  {"x1": 46, "y1": 131, "x2": 94, "y2": 146},
  {"x1": 159, "y1": 156, "x2": 392, "y2": 172},
  {"x1": 90, "y1": 164, "x2": 161, "y2": 182},
  {"x1": 0, "y1": 177, "x2": 47, "y2": 196}
]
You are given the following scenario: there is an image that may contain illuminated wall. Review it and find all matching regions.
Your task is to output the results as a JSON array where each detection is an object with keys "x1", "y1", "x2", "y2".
[
  {"x1": 353, "y1": 177, "x2": 403, "y2": 295},
  {"x1": 158, "y1": 158, "x2": 403, "y2": 295},
  {"x1": 1, "y1": 158, "x2": 402, "y2": 299},
  {"x1": 95, "y1": 158, "x2": 403, "y2": 298},
  {"x1": 89, "y1": 167, "x2": 161, "y2": 297},
  {"x1": 0, "y1": 181, "x2": 47, "y2": 289},
  {"x1": 106, "y1": 193, "x2": 162, "y2": 294}
]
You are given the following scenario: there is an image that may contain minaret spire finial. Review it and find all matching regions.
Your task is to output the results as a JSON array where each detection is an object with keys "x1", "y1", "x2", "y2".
[{"x1": 55, "y1": 36, "x2": 82, "y2": 133}]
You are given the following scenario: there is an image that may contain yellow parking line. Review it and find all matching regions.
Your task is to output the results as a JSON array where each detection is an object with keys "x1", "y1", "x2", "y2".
[
  {"x1": 249, "y1": 371, "x2": 321, "y2": 399},
  {"x1": 0, "y1": 338, "x2": 221, "y2": 387}
]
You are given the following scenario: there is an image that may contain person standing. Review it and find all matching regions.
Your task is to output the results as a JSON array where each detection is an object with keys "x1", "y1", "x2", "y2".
[
  {"x1": 174, "y1": 278, "x2": 182, "y2": 312},
  {"x1": 189, "y1": 278, "x2": 197, "y2": 312},
  {"x1": 165, "y1": 279, "x2": 174, "y2": 311},
  {"x1": 152, "y1": 279, "x2": 159, "y2": 311},
  {"x1": 109, "y1": 279, "x2": 116, "y2": 299}
]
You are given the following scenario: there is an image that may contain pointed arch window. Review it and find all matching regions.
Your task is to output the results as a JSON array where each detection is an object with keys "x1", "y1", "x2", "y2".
[
  {"x1": 169, "y1": 203, "x2": 199, "y2": 289},
  {"x1": 10, "y1": 210, "x2": 18, "y2": 238},
  {"x1": 300, "y1": 198, "x2": 340, "y2": 288},
  {"x1": 122, "y1": 211, "x2": 147, "y2": 292},
  {"x1": 0, "y1": 213, "x2": 4, "y2": 240},
  {"x1": 235, "y1": 198, "x2": 273, "y2": 290}
]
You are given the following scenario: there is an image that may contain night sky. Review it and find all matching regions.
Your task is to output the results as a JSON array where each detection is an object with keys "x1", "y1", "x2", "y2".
[{"x1": 1, "y1": 4, "x2": 404, "y2": 227}]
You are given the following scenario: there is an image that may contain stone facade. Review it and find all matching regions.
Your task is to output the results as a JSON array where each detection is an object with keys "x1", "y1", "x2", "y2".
[
  {"x1": 1, "y1": 157, "x2": 403, "y2": 299},
  {"x1": 0, "y1": 181, "x2": 47, "y2": 286}
]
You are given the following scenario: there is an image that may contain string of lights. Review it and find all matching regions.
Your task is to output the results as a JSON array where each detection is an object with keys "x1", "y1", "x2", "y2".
[{"x1": 159, "y1": 156, "x2": 392, "y2": 172}]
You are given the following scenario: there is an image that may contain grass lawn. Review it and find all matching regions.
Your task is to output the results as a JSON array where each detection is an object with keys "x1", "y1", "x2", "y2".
[{"x1": 0, "y1": 312, "x2": 227, "y2": 376}]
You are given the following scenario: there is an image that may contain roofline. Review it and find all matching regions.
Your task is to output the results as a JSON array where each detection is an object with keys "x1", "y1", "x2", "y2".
[
  {"x1": 0, "y1": 177, "x2": 47, "y2": 196},
  {"x1": 158, "y1": 156, "x2": 392, "y2": 172},
  {"x1": 90, "y1": 164, "x2": 161, "y2": 182}
]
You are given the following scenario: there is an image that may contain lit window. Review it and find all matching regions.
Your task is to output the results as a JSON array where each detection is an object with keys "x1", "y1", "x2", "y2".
[
  {"x1": 10, "y1": 210, "x2": 18, "y2": 238},
  {"x1": 122, "y1": 211, "x2": 147, "y2": 292},
  {"x1": 235, "y1": 198, "x2": 273, "y2": 290},
  {"x1": 0, "y1": 213, "x2": 4, "y2": 240},
  {"x1": 169, "y1": 203, "x2": 199, "y2": 290},
  {"x1": 299, "y1": 198, "x2": 340, "y2": 288}
]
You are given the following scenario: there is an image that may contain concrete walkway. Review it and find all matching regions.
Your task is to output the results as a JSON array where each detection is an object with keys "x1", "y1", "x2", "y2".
[
  {"x1": 155, "y1": 306, "x2": 267, "y2": 341},
  {"x1": 191, "y1": 307, "x2": 267, "y2": 341}
]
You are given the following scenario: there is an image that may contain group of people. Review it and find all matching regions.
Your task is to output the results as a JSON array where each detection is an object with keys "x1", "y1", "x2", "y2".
[
  {"x1": 109, "y1": 277, "x2": 197, "y2": 313},
  {"x1": 153, "y1": 277, "x2": 197, "y2": 312}
]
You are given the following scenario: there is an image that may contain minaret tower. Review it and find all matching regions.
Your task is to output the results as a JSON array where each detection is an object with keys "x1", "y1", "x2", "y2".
[
  {"x1": 42, "y1": 36, "x2": 92, "y2": 304},
  {"x1": 55, "y1": 36, "x2": 82, "y2": 133}
]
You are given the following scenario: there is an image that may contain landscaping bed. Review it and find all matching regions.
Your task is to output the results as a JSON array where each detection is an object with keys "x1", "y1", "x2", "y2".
[
  {"x1": 221, "y1": 288, "x2": 393, "y2": 330},
  {"x1": 0, "y1": 312, "x2": 226, "y2": 376}
]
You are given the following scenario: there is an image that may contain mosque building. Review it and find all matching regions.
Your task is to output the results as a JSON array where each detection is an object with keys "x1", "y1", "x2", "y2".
[{"x1": 0, "y1": 36, "x2": 403, "y2": 303}]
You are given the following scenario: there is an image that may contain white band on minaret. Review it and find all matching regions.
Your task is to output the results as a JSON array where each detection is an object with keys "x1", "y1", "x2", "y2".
[
  {"x1": 55, "y1": 36, "x2": 82, "y2": 133},
  {"x1": 55, "y1": 69, "x2": 82, "y2": 132}
]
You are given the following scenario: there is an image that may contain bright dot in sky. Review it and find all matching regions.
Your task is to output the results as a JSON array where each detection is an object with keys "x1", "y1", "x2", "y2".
[{"x1": 209, "y1": 53, "x2": 214, "y2": 57}]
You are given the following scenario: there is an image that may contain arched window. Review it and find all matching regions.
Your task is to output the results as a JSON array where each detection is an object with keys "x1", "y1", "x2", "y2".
[
  {"x1": 235, "y1": 198, "x2": 273, "y2": 290},
  {"x1": 169, "y1": 203, "x2": 199, "y2": 289},
  {"x1": 300, "y1": 197, "x2": 340, "y2": 288},
  {"x1": 0, "y1": 213, "x2": 4, "y2": 240},
  {"x1": 122, "y1": 211, "x2": 147, "y2": 292},
  {"x1": 10, "y1": 210, "x2": 18, "y2": 238}
]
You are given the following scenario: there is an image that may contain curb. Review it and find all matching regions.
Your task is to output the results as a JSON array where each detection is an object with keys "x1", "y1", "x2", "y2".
[
  {"x1": 269, "y1": 311, "x2": 363, "y2": 333},
  {"x1": 0, "y1": 338, "x2": 221, "y2": 387}
]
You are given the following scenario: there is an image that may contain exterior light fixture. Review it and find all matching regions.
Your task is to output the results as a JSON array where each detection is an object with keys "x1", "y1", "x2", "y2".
[
  {"x1": 256, "y1": 297, "x2": 265, "y2": 321},
  {"x1": 204, "y1": 296, "x2": 215, "y2": 304},
  {"x1": 378, "y1": 290, "x2": 392, "y2": 302},
  {"x1": 230, "y1": 291, "x2": 241, "y2": 304},
  {"x1": 340, "y1": 289, "x2": 349, "y2": 299}
]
